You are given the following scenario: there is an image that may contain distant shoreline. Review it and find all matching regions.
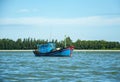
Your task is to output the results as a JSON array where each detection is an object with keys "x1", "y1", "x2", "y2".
[
  {"x1": 74, "y1": 49, "x2": 120, "y2": 52},
  {"x1": 0, "y1": 49, "x2": 120, "y2": 52},
  {"x1": 0, "y1": 50, "x2": 33, "y2": 52}
]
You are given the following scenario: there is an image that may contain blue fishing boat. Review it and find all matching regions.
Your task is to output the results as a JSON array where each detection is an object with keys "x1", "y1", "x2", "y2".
[{"x1": 33, "y1": 42, "x2": 74, "y2": 57}]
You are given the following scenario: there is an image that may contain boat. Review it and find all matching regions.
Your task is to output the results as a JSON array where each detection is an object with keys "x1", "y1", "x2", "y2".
[{"x1": 33, "y1": 42, "x2": 74, "y2": 57}]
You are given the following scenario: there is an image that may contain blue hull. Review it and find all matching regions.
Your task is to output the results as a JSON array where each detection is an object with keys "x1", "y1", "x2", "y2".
[{"x1": 33, "y1": 48, "x2": 73, "y2": 57}]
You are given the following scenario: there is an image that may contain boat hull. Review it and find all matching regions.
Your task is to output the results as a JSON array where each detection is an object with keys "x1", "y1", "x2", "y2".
[{"x1": 33, "y1": 48, "x2": 73, "y2": 57}]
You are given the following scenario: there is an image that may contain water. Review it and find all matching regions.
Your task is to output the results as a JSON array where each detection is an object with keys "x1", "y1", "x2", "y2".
[{"x1": 0, "y1": 51, "x2": 120, "y2": 82}]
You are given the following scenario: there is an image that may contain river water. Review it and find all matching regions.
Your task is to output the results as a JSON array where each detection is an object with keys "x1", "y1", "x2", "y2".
[{"x1": 0, "y1": 51, "x2": 120, "y2": 82}]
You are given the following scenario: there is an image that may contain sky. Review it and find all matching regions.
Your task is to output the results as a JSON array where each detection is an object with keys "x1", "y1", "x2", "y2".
[{"x1": 0, "y1": 0, "x2": 120, "y2": 42}]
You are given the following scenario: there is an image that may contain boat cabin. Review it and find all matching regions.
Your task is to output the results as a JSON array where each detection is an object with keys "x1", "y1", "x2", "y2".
[{"x1": 37, "y1": 43, "x2": 56, "y2": 53}]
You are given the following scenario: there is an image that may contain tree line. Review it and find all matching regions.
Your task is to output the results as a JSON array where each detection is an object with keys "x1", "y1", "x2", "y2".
[{"x1": 0, "y1": 37, "x2": 120, "y2": 50}]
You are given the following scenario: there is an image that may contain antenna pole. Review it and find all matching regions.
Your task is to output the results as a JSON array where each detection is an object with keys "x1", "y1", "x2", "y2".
[
  {"x1": 65, "y1": 35, "x2": 66, "y2": 48},
  {"x1": 49, "y1": 27, "x2": 52, "y2": 42}
]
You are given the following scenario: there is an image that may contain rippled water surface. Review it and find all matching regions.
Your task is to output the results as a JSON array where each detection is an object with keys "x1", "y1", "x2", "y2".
[{"x1": 0, "y1": 51, "x2": 120, "y2": 82}]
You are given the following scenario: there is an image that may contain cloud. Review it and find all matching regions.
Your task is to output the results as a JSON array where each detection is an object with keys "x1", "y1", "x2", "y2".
[
  {"x1": 0, "y1": 16, "x2": 120, "y2": 26},
  {"x1": 17, "y1": 8, "x2": 39, "y2": 13},
  {"x1": 17, "y1": 9, "x2": 30, "y2": 13}
]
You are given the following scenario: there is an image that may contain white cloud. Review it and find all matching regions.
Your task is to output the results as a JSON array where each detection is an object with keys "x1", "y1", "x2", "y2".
[
  {"x1": 17, "y1": 9, "x2": 30, "y2": 13},
  {"x1": 0, "y1": 16, "x2": 120, "y2": 26},
  {"x1": 17, "y1": 8, "x2": 39, "y2": 13}
]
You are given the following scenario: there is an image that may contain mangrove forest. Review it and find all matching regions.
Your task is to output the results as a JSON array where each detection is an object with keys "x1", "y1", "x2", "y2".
[{"x1": 0, "y1": 37, "x2": 120, "y2": 50}]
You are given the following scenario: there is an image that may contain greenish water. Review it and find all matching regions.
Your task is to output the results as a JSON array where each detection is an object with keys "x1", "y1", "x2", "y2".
[{"x1": 0, "y1": 51, "x2": 120, "y2": 82}]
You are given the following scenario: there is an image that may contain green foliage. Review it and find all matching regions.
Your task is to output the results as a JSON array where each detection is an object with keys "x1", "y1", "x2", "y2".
[{"x1": 0, "y1": 37, "x2": 120, "y2": 50}]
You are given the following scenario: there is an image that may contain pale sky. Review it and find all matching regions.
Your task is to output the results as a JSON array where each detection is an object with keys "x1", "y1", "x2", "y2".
[{"x1": 0, "y1": 0, "x2": 120, "y2": 42}]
